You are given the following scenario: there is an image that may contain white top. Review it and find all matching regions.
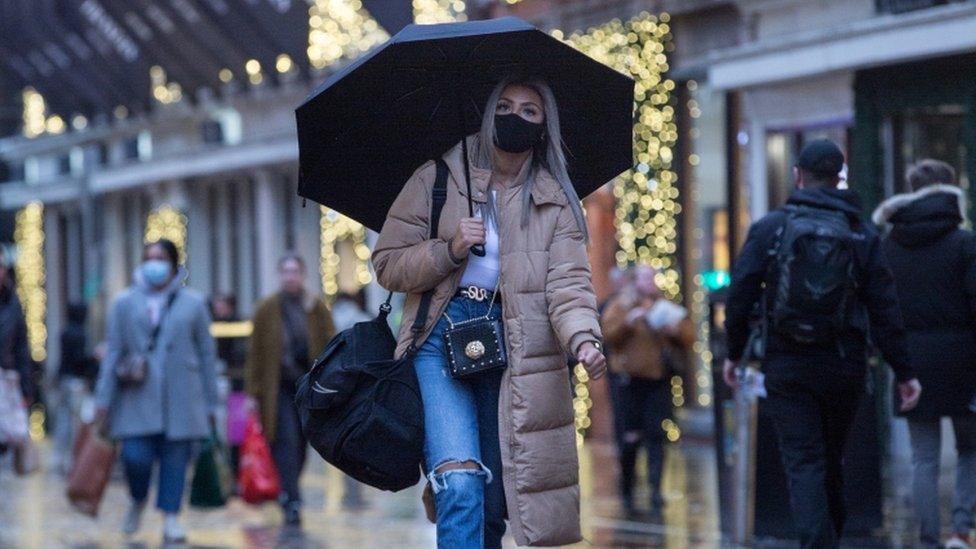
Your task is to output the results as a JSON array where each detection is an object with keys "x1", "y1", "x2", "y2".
[
  {"x1": 146, "y1": 292, "x2": 167, "y2": 326},
  {"x1": 459, "y1": 192, "x2": 500, "y2": 290}
]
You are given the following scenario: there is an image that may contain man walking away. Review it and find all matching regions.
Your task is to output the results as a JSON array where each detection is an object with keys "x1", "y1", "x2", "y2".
[
  {"x1": 722, "y1": 139, "x2": 922, "y2": 548},
  {"x1": 245, "y1": 253, "x2": 334, "y2": 527},
  {"x1": 873, "y1": 159, "x2": 976, "y2": 549}
]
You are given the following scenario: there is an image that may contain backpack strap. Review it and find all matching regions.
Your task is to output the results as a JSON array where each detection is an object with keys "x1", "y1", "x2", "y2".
[{"x1": 406, "y1": 158, "x2": 450, "y2": 353}]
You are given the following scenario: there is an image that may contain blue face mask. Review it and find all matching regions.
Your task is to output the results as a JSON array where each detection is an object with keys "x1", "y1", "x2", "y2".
[{"x1": 141, "y1": 259, "x2": 172, "y2": 287}]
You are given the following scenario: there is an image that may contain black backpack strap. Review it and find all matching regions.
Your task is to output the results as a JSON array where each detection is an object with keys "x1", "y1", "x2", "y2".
[{"x1": 407, "y1": 158, "x2": 450, "y2": 353}]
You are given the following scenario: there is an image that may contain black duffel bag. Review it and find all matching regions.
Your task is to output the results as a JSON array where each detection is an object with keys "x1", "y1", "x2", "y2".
[
  {"x1": 295, "y1": 158, "x2": 451, "y2": 492},
  {"x1": 295, "y1": 300, "x2": 424, "y2": 491}
]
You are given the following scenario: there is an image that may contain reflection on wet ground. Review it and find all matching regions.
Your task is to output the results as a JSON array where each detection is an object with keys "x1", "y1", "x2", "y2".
[
  {"x1": 0, "y1": 439, "x2": 721, "y2": 548},
  {"x1": 3, "y1": 431, "x2": 942, "y2": 548}
]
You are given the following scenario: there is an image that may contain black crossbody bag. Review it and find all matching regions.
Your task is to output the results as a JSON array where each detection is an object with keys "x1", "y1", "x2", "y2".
[{"x1": 442, "y1": 277, "x2": 507, "y2": 379}]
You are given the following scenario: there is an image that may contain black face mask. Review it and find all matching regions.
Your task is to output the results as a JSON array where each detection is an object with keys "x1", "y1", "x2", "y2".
[{"x1": 494, "y1": 113, "x2": 544, "y2": 153}]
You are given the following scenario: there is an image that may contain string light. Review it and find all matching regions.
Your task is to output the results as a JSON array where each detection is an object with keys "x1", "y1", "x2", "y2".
[
  {"x1": 413, "y1": 0, "x2": 467, "y2": 24},
  {"x1": 566, "y1": 12, "x2": 680, "y2": 437},
  {"x1": 320, "y1": 207, "x2": 372, "y2": 299},
  {"x1": 307, "y1": 0, "x2": 389, "y2": 70},
  {"x1": 150, "y1": 65, "x2": 183, "y2": 105},
  {"x1": 22, "y1": 87, "x2": 66, "y2": 139},
  {"x1": 568, "y1": 12, "x2": 680, "y2": 300},
  {"x1": 145, "y1": 205, "x2": 188, "y2": 264},
  {"x1": 14, "y1": 202, "x2": 46, "y2": 363},
  {"x1": 276, "y1": 53, "x2": 295, "y2": 74},
  {"x1": 572, "y1": 363, "x2": 592, "y2": 448}
]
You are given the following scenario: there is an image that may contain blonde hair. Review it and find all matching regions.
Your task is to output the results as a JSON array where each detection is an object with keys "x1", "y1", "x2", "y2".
[{"x1": 471, "y1": 76, "x2": 587, "y2": 237}]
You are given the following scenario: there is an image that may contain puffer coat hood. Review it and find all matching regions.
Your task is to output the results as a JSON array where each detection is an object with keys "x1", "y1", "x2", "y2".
[
  {"x1": 872, "y1": 184, "x2": 967, "y2": 248},
  {"x1": 372, "y1": 136, "x2": 602, "y2": 546}
]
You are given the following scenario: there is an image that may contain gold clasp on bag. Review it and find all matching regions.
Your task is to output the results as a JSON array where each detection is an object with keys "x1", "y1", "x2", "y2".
[{"x1": 465, "y1": 340, "x2": 486, "y2": 359}]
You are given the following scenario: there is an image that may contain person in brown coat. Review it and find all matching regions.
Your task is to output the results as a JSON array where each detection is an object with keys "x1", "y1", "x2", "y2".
[
  {"x1": 601, "y1": 265, "x2": 694, "y2": 517},
  {"x1": 372, "y1": 76, "x2": 606, "y2": 547},
  {"x1": 245, "y1": 253, "x2": 334, "y2": 526}
]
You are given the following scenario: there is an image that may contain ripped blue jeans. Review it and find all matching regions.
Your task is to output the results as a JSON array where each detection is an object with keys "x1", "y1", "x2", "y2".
[{"x1": 414, "y1": 295, "x2": 506, "y2": 549}]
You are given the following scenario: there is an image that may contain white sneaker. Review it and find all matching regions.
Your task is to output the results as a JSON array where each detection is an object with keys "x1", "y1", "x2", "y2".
[
  {"x1": 121, "y1": 501, "x2": 146, "y2": 535},
  {"x1": 162, "y1": 514, "x2": 186, "y2": 544},
  {"x1": 946, "y1": 534, "x2": 972, "y2": 549}
]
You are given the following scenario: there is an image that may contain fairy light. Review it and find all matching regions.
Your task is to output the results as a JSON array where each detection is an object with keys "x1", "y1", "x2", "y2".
[
  {"x1": 572, "y1": 363, "x2": 592, "y2": 448},
  {"x1": 307, "y1": 0, "x2": 389, "y2": 70},
  {"x1": 23, "y1": 87, "x2": 64, "y2": 139},
  {"x1": 685, "y1": 79, "x2": 713, "y2": 409},
  {"x1": 413, "y1": 0, "x2": 467, "y2": 24},
  {"x1": 276, "y1": 53, "x2": 295, "y2": 74},
  {"x1": 564, "y1": 12, "x2": 680, "y2": 439},
  {"x1": 568, "y1": 12, "x2": 680, "y2": 300},
  {"x1": 144, "y1": 205, "x2": 188, "y2": 264},
  {"x1": 320, "y1": 207, "x2": 372, "y2": 299},
  {"x1": 14, "y1": 202, "x2": 46, "y2": 363},
  {"x1": 150, "y1": 65, "x2": 183, "y2": 105}
]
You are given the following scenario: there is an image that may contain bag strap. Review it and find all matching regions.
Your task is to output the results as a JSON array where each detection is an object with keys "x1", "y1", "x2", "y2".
[
  {"x1": 406, "y1": 158, "x2": 450, "y2": 354},
  {"x1": 147, "y1": 290, "x2": 180, "y2": 353}
]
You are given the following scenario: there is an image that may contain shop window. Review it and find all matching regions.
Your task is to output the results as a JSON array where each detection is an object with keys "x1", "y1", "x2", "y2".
[{"x1": 900, "y1": 106, "x2": 967, "y2": 191}]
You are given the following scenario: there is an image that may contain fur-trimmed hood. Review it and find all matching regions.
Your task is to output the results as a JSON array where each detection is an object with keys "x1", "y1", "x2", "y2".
[
  {"x1": 872, "y1": 184, "x2": 967, "y2": 248},
  {"x1": 872, "y1": 184, "x2": 967, "y2": 226}
]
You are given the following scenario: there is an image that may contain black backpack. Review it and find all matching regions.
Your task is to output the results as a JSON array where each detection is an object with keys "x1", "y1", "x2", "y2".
[
  {"x1": 769, "y1": 205, "x2": 859, "y2": 345},
  {"x1": 295, "y1": 159, "x2": 450, "y2": 491}
]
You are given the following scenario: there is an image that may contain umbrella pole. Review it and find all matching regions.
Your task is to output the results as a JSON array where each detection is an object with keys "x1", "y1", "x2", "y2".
[{"x1": 457, "y1": 92, "x2": 485, "y2": 257}]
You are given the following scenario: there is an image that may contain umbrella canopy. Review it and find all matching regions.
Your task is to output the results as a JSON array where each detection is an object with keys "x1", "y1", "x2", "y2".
[{"x1": 296, "y1": 17, "x2": 635, "y2": 232}]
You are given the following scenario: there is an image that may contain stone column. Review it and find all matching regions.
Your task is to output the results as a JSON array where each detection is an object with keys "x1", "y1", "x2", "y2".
[
  {"x1": 213, "y1": 183, "x2": 234, "y2": 294},
  {"x1": 253, "y1": 170, "x2": 283, "y2": 300},
  {"x1": 186, "y1": 181, "x2": 213, "y2": 296},
  {"x1": 235, "y1": 179, "x2": 256, "y2": 315},
  {"x1": 44, "y1": 206, "x2": 63, "y2": 376}
]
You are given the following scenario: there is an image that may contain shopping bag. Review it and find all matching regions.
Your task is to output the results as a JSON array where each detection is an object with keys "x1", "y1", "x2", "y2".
[
  {"x1": 14, "y1": 438, "x2": 40, "y2": 475},
  {"x1": 238, "y1": 412, "x2": 280, "y2": 505},
  {"x1": 66, "y1": 421, "x2": 117, "y2": 517},
  {"x1": 190, "y1": 435, "x2": 234, "y2": 508},
  {"x1": 0, "y1": 370, "x2": 29, "y2": 445},
  {"x1": 226, "y1": 392, "x2": 250, "y2": 446}
]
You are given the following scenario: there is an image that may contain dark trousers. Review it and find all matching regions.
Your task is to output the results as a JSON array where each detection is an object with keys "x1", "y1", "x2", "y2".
[
  {"x1": 763, "y1": 358, "x2": 863, "y2": 549},
  {"x1": 271, "y1": 386, "x2": 307, "y2": 507},
  {"x1": 608, "y1": 372, "x2": 671, "y2": 509}
]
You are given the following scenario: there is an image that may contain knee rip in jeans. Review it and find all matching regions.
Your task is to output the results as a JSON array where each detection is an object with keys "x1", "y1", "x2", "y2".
[{"x1": 428, "y1": 459, "x2": 492, "y2": 494}]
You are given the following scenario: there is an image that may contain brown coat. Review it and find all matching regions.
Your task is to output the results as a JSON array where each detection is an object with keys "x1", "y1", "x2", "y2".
[
  {"x1": 372, "y1": 138, "x2": 602, "y2": 546},
  {"x1": 244, "y1": 292, "x2": 334, "y2": 442},
  {"x1": 601, "y1": 292, "x2": 695, "y2": 380}
]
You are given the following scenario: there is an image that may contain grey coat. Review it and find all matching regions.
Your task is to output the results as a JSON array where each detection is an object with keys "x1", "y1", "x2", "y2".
[{"x1": 95, "y1": 270, "x2": 219, "y2": 440}]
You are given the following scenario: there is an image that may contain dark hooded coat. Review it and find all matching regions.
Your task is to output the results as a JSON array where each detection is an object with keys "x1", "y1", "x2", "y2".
[{"x1": 874, "y1": 184, "x2": 976, "y2": 418}]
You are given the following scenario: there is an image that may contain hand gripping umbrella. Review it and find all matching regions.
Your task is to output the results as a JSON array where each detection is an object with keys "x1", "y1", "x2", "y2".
[{"x1": 296, "y1": 17, "x2": 635, "y2": 239}]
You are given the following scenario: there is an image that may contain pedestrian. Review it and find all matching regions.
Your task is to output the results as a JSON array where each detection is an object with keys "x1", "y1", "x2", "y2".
[
  {"x1": 211, "y1": 294, "x2": 246, "y2": 388},
  {"x1": 722, "y1": 139, "x2": 922, "y2": 548},
  {"x1": 372, "y1": 76, "x2": 606, "y2": 548},
  {"x1": 244, "y1": 253, "x2": 334, "y2": 527},
  {"x1": 0, "y1": 246, "x2": 33, "y2": 457},
  {"x1": 872, "y1": 159, "x2": 976, "y2": 549},
  {"x1": 601, "y1": 264, "x2": 694, "y2": 518},
  {"x1": 53, "y1": 302, "x2": 97, "y2": 473},
  {"x1": 94, "y1": 239, "x2": 220, "y2": 544}
]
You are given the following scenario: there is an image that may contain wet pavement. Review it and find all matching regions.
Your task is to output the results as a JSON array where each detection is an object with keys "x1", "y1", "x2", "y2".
[{"x1": 0, "y1": 438, "x2": 721, "y2": 548}]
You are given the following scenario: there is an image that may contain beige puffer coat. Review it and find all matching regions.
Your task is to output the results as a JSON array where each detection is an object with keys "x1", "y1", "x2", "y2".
[{"x1": 372, "y1": 137, "x2": 602, "y2": 546}]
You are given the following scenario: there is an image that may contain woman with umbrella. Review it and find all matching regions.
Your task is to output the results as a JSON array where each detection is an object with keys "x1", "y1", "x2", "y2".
[
  {"x1": 372, "y1": 75, "x2": 606, "y2": 547},
  {"x1": 297, "y1": 18, "x2": 633, "y2": 546}
]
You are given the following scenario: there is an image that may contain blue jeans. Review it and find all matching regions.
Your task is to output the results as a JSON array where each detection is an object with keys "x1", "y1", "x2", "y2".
[
  {"x1": 120, "y1": 434, "x2": 193, "y2": 513},
  {"x1": 414, "y1": 296, "x2": 506, "y2": 549}
]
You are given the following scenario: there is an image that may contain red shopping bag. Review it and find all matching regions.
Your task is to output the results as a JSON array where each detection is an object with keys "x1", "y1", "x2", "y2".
[
  {"x1": 238, "y1": 412, "x2": 280, "y2": 505},
  {"x1": 66, "y1": 422, "x2": 117, "y2": 516}
]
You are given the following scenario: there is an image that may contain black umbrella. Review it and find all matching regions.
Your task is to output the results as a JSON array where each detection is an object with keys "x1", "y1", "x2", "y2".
[{"x1": 296, "y1": 16, "x2": 635, "y2": 234}]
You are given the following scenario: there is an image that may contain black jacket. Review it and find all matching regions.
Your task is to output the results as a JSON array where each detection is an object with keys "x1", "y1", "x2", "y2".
[
  {"x1": 0, "y1": 285, "x2": 33, "y2": 399},
  {"x1": 874, "y1": 185, "x2": 976, "y2": 418},
  {"x1": 725, "y1": 188, "x2": 914, "y2": 381}
]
